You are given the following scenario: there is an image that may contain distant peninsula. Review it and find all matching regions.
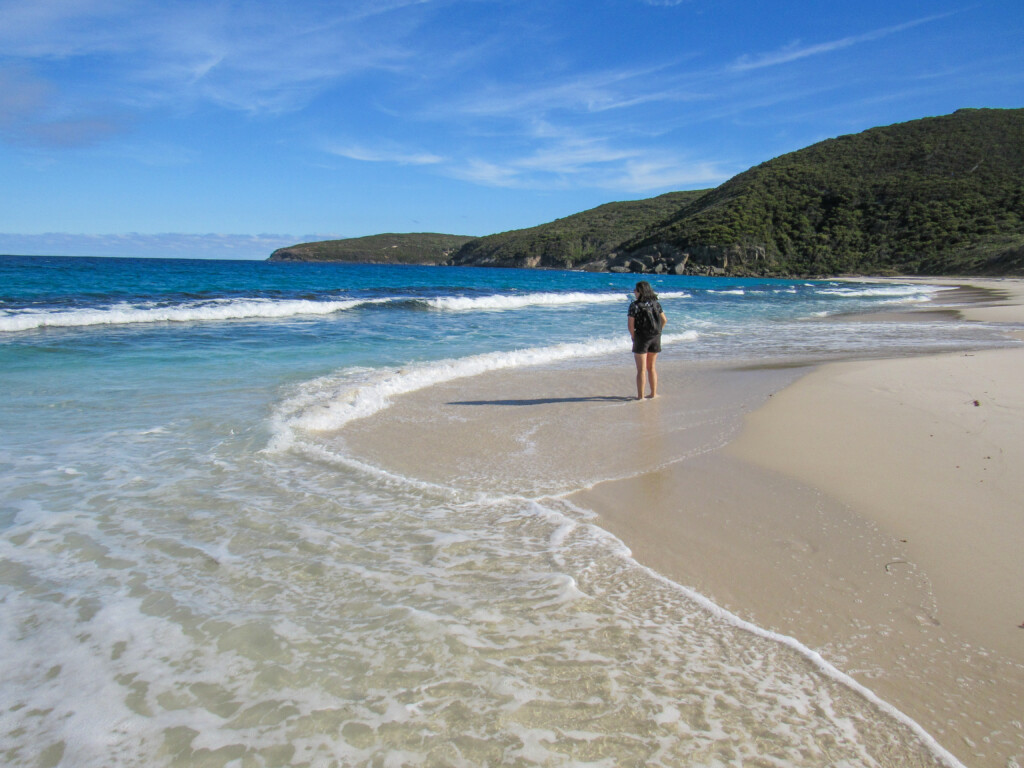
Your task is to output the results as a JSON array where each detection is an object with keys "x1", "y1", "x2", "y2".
[
  {"x1": 269, "y1": 233, "x2": 474, "y2": 265},
  {"x1": 269, "y1": 108, "x2": 1024, "y2": 277}
]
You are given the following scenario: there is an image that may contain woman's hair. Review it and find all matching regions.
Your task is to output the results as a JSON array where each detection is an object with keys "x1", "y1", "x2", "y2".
[{"x1": 634, "y1": 280, "x2": 658, "y2": 302}]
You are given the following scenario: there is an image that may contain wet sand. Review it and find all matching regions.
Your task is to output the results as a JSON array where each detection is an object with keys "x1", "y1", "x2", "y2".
[
  {"x1": 576, "y1": 279, "x2": 1024, "y2": 768},
  {"x1": 339, "y1": 278, "x2": 1024, "y2": 768}
]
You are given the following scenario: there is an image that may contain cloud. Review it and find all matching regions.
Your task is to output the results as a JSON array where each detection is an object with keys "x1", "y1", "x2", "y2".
[
  {"x1": 414, "y1": 11, "x2": 960, "y2": 196},
  {"x1": 447, "y1": 158, "x2": 524, "y2": 187},
  {"x1": 604, "y1": 158, "x2": 726, "y2": 193},
  {"x1": 319, "y1": 123, "x2": 725, "y2": 194},
  {"x1": 447, "y1": 63, "x2": 695, "y2": 120},
  {"x1": 730, "y1": 13, "x2": 954, "y2": 72},
  {"x1": 0, "y1": 0, "x2": 136, "y2": 58},
  {"x1": 445, "y1": 137, "x2": 731, "y2": 193},
  {"x1": 324, "y1": 142, "x2": 444, "y2": 165},
  {"x1": 0, "y1": 0, "x2": 442, "y2": 121}
]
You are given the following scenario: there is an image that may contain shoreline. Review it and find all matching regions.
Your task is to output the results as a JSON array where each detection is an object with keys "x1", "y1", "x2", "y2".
[
  {"x1": 573, "y1": 278, "x2": 1024, "y2": 768},
  {"x1": 332, "y1": 275, "x2": 1024, "y2": 766}
]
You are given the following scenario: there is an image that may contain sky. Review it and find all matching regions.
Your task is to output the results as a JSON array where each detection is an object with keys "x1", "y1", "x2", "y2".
[{"x1": 0, "y1": 0, "x2": 1021, "y2": 260}]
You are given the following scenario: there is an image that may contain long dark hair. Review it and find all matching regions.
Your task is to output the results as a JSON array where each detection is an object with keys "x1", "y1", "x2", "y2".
[{"x1": 634, "y1": 280, "x2": 658, "y2": 302}]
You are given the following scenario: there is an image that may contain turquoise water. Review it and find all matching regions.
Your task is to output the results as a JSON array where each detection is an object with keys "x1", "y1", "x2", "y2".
[{"x1": 0, "y1": 256, "x2": 1007, "y2": 767}]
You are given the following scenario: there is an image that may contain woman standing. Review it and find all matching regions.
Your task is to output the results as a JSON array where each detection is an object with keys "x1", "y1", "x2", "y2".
[{"x1": 627, "y1": 280, "x2": 668, "y2": 400}]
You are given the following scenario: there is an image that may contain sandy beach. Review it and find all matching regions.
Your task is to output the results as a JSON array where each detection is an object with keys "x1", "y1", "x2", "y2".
[
  {"x1": 574, "y1": 279, "x2": 1024, "y2": 768},
  {"x1": 335, "y1": 277, "x2": 1024, "y2": 767}
]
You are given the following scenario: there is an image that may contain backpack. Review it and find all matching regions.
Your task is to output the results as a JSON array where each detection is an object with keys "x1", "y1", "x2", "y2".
[{"x1": 634, "y1": 300, "x2": 662, "y2": 336}]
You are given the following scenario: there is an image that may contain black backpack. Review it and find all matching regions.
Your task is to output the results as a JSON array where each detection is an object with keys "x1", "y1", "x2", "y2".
[{"x1": 634, "y1": 300, "x2": 662, "y2": 335}]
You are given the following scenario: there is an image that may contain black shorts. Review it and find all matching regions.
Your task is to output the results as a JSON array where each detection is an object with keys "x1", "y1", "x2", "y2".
[{"x1": 632, "y1": 334, "x2": 661, "y2": 354}]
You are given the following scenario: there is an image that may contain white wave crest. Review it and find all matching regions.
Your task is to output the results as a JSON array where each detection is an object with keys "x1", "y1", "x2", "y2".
[
  {"x1": 424, "y1": 291, "x2": 690, "y2": 311},
  {"x1": 268, "y1": 330, "x2": 699, "y2": 451},
  {"x1": 0, "y1": 297, "x2": 392, "y2": 332},
  {"x1": 816, "y1": 284, "x2": 952, "y2": 300}
]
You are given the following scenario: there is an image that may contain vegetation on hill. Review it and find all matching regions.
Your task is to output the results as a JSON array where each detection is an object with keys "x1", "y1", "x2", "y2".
[
  {"x1": 268, "y1": 233, "x2": 474, "y2": 264},
  {"x1": 447, "y1": 190, "x2": 708, "y2": 270},
  {"x1": 268, "y1": 109, "x2": 1024, "y2": 276},
  {"x1": 621, "y1": 108, "x2": 1024, "y2": 276}
]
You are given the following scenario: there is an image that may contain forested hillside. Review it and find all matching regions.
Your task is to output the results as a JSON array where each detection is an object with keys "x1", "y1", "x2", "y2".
[
  {"x1": 269, "y1": 109, "x2": 1024, "y2": 276},
  {"x1": 447, "y1": 190, "x2": 708, "y2": 270},
  {"x1": 269, "y1": 233, "x2": 474, "y2": 264},
  {"x1": 620, "y1": 108, "x2": 1024, "y2": 276}
]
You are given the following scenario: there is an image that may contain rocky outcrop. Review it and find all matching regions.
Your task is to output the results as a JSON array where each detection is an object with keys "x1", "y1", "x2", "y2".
[
  {"x1": 269, "y1": 247, "x2": 313, "y2": 262},
  {"x1": 580, "y1": 242, "x2": 771, "y2": 276},
  {"x1": 446, "y1": 252, "x2": 545, "y2": 269}
]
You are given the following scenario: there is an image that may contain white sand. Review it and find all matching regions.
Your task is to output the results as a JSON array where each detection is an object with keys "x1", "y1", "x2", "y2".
[
  {"x1": 341, "y1": 277, "x2": 1024, "y2": 767},
  {"x1": 580, "y1": 278, "x2": 1024, "y2": 768}
]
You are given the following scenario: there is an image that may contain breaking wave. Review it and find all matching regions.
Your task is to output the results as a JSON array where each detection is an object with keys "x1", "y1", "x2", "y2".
[
  {"x1": 0, "y1": 297, "x2": 394, "y2": 332},
  {"x1": 421, "y1": 290, "x2": 691, "y2": 312}
]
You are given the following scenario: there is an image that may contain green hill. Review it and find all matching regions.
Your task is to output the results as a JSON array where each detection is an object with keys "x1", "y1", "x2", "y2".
[
  {"x1": 447, "y1": 190, "x2": 709, "y2": 270},
  {"x1": 620, "y1": 108, "x2": 1024, "y2": 276},
  {"x1": 268, "y1": 233, "x2": 474, "y2": 264},
  {"x1": 268, "y1": 109, "x2": 1024, "y2": 276}
]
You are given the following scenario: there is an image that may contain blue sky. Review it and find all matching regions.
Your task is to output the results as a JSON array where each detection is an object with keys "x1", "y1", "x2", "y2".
[{"x1": 0, "y1": 0, "x2": 1021, "y2": 259}]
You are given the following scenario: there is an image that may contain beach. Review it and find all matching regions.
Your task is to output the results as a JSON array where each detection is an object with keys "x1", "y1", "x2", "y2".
[
  {"x1": 343, "y1": 278, "x2": 1024, "y2": 768},
  {"x1": 4, "y1": 259, "x2": 1021, "y2": 767},
  {"x1": 311, "y1": 277, "x2": 1024, "y2": 768},
  {"x1": 572, "y1": 279, "x2": 1024, "y2": 768}
]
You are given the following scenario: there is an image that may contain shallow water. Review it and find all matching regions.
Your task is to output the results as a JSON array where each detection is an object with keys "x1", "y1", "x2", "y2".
[{"x1": 2, "y1": 256, "x2": 1014, "y2": 767}]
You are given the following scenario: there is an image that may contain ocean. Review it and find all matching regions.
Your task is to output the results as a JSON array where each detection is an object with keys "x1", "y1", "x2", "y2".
[{"x1": 0, "y1": 255, "x2": 1012, "y2": 767}]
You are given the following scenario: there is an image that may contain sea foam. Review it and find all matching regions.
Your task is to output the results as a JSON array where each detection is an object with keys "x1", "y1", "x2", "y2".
[
  {"x1": 0, "y1": 297, "x2": 393, "y2": 332},
  {"x1": 0, "y1": 289, "x2": 696, "y2": 332},
  {"x1": 268, "y1": 330, "x2": 699, "y2": 451},
  {"x1": 422, "y1": 290, "x2": 691, "y2": 311},
  {"x1": 817, "y1": 284, "x2": 953, "y2": 300}
]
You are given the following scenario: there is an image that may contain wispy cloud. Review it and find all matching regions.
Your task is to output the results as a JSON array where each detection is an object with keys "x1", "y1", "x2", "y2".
[
  {"x1": 1, "y1": 0, "x2": 1008, "y2": 241},
  {"x1": 400, "y1": 10, "x2": 962, "y2": 195},
  {"x1": 447, "y1": 158, "x2": 524, "y2": 187},
  {"x1": 516, "y1": 144, "x2": 640, "y2": 173},
  {"x1": 606, "y1": 158, "x2": 727, "y2": 193},
  {"x1": 324, "y1": 142, "x2": 444, "y2": 165},
  {"x1": 402, "y1": 57, "x2": 731, "y2": 192},
  {"x1": 445, "y1": 138, "x2": 731, "y2": 193},
  {"x1": 730, "y1": 13, "x2": 954, "y2": 72},
  {"x1": 0, "y1": 0, "x2": 440, "y2": 129},
  {"x1": 446, "y1": 63, "x2": 699, "y2": 120}
]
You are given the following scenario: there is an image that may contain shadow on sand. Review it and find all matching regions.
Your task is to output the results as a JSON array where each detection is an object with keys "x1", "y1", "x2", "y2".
[{"x1": 447, "y1": 395, "x2": 635, "y2": 406}]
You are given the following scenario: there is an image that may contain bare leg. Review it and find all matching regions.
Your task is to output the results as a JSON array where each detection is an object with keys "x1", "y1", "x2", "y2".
[
  {"x1": 646, "y1": 352, "x2": 659, "y2": 398},
  {"x1": 633, "y1": 353, "x2": 647, "y2": 400}
]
